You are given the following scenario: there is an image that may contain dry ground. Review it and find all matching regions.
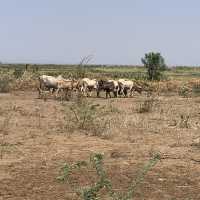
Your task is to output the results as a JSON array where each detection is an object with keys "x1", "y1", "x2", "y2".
[{"x1": 0, "y1": 91, "x2": 200, "y2": 200}]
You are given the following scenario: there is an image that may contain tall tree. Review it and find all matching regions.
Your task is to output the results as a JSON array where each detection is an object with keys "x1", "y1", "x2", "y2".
[{"x1": 141, "y1": 52, "x2": 167, "y2": 80}]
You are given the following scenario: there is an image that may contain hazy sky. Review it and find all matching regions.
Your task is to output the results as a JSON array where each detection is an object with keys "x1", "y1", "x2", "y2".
[{"x1": 0, "y1": 0, "x2": 200, "y2": 65}]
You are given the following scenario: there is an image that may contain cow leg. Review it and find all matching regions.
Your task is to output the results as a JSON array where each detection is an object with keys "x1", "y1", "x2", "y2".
[
  {"x1": 89, "y1": 89, "x2": 93, "y2": 97},
  {"x1": 130, "y1": 88, "x2": 134, "y2": 97},
  {"x1": 81, "y1": 86, "x2": 85, "y2": 95},
  {"x1": 106, "y1": 90, "x2": 108, "y2": 98},
  {"x1": 83, "y1": 87, "x2": 87, "y2": 97},
  {"x1": 85, "y1": 87, "x2": 90, "y2": 97},
  {"x1": 123, "y1": 88, "x2": 128, "y2": 97},
  {"x1": 37, "y1": 87, "x2": 42, "y2": 99},
  {"x1": 97, "y1": 90, "x2": 100, "y2": 98},
  {"x1": 64, "y1": 89, "x2": 70, "y2": 101},
  {"x1": 122, "y1": 87, "x2": 127, "y2": 97},
  {"x1": 55, "y1": 88, "x2": 60, "y2": 99},
  {"x1": 109, "y1": 91, "x2": 111, "y2": 98},
  {"x1": 113, "y1": 91, "x2": 117, "y2": 98},
  {"x1": 80, "y1": 85, "x2": 86, "y2": 97},
  {"x1": 86, "y1": 88, "x2": 89, "y2": 97}
]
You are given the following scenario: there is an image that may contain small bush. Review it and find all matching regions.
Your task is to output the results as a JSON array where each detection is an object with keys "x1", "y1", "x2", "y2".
[
  {"x1": 13, "y1": 68, "x2": 24, "y2": 79},
  {"x1": 12, "y1": 71, "x2": 38, "y2": 91},
  {"x1": 179, "y1": 115, "x2": 190, "y2": 128},
  {"x1": 0, "y1": 78, "x2": 10, "y2": 93},
  {"x1": 57, "y1": 153, "x2": 161, "y2": 200},
  {"x1": 178, "y1": 85, "x2": 191, "y2": 98},
  {"x1": 0, "y1": 71, "x2": 14, "y2": 93},
  {"x1": 192, "y1": 82, "x2": 200, "y2": 96},
  {"x1": 64, "y1": 93, "x2": 110, "y2": 136},
  {"x1": 137, "y1": 96, "x2": 156, "y2": 113}
]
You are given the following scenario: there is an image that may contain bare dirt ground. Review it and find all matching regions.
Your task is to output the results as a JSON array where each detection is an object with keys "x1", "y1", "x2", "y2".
[{"x1": 0, "y1": 91, "x2": 200, "y2": 200}]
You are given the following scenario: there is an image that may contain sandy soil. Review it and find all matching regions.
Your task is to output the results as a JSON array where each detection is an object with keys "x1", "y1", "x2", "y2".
[{"x1": 0, "y1": 91, "x2": 200, "y2": 200}]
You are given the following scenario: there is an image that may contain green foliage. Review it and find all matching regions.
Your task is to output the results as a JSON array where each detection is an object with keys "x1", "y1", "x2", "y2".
[
  {"x1": 124, "y1": 153, "x2": 161, "y2": 200},
  {"x1": 64, "y1": 93, "x2": 110, "y2": 136},
  {"x1": 2, "y1": 63, "x2": 200, "y2": 81},
  {"x1": 57, "y1": 153, "x2": 161, "y2": 200},
  {"x1": 141, "y1": 52, "x2": 167, "y2": 81},
  {"x1": 57, "y1": 161, "x2": 88, "y2": 182},
  {"x1": 178, "y1": 85, "x2": 191, "y2": 98},
  {"x1": 0, "y1": 142, "x2": 16, "y2": 159},
  {"x1": 13, "y1": 68, "x2": 25, "y2": 79}
]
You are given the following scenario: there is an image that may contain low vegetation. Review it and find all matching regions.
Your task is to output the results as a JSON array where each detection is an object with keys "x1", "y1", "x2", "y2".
[
  {"x1": 178, "y1": 85, "x2": 191, "y2": 97},
  {"x1": 0, "y1": 71, "x2": 14, "y2": 92},
  {"x1": 57, "y1": 153, "x2": 161, "y2": 200},
  {"x1": 137, "y1": 96, "x2": 156, "y2": 113},
  {"x1": 63, "y1": 93, "x2": 115, "y2": 137}
]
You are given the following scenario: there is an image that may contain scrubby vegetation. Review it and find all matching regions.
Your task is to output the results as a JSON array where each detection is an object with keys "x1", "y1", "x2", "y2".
[
  {"x1": 63, "y1": 94, "x2": 111, "y2": 137},
  {"x1": 57, "y1": 153, "x2": 161, "y2": 200},
  {"x1": 141, "y1": 52, "x2": 167, "y2": 81}
]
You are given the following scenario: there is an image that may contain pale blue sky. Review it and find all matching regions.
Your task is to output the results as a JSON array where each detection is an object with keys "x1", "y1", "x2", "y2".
[{"x1": 0, "y1": 0, "x2": 200, "y2": 65}]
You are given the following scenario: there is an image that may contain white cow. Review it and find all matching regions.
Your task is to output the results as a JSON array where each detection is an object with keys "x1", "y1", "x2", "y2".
[
  {"x1": 118, "y1": 79, "x2": 134, "y2": 97},
  {"x1": 108, "y1": 80, "x2": 119, "y2": 95},
  {"x1": 78, "y1": 78, "x2": 97, "y2": 97},
  {"x1": 39, "y1": 75, "x2": 60, "y2": 92},
  {"x1": 38, "y1": 75, "x2": 74, "y2": 98}
]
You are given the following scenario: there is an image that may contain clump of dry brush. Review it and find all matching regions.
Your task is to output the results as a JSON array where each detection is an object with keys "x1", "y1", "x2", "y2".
[
  {"x1": 0, "y1": 71, "x2": 14, "y2": 93},
  {"x1": 63, "y1": 92, "x2": 117, "y2": 137},
  {"x1": 0, "y1": 69, "x2": 38, "y2": 92}
]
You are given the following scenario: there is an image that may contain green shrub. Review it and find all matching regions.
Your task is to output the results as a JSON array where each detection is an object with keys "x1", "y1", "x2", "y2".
[
  {"x1": 178, "y1": 85, "x2": 191, "y2": 98},
  {"x1": 141, "y1": 52, "x2": 167, "y2": 81},
  {"x1": 57, "y1": 153, "x2": 161, "y2": 200},
  {"x1": 13, "y1": 68, "x2": 24, "y2": 79}
]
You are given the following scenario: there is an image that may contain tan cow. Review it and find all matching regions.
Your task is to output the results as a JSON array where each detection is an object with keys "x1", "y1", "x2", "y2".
[{"x1": 38, "y1": 75, "x2": 76, "y2": 99}]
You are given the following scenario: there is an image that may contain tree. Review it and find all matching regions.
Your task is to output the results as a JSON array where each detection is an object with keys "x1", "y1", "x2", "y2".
[
  {"x1": 76, "y1": 55, "x2": 94, "y2": 78},
  {"x1": 141, "y1": 52, "x2": 167, "y2": 80}
]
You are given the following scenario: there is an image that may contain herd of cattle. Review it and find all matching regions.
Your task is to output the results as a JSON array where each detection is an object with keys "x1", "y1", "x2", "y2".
[{"x1": 38, "y1": 75, "x2": 143, "y2": 98}]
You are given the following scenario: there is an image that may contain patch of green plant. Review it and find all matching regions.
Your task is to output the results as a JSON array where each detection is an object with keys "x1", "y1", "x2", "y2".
[
  {"x1": 57, "y1": 153, "x2": 161, "y2": 200},
  {"x1": 0, "y1": 142, "x2": 16, "y2": 159},
  {"x1": 13, "y1": 68, "x2": 25, "y2": 79},
  {"x1": 141, "y1": 52, "x2": 167, "y2": 81},
  {"x1": 57, "y1": 160, "x2": 88, "y2": 182},
  {"x1": 178, "y1": 85, "x2": 191, "y2": 98}
]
